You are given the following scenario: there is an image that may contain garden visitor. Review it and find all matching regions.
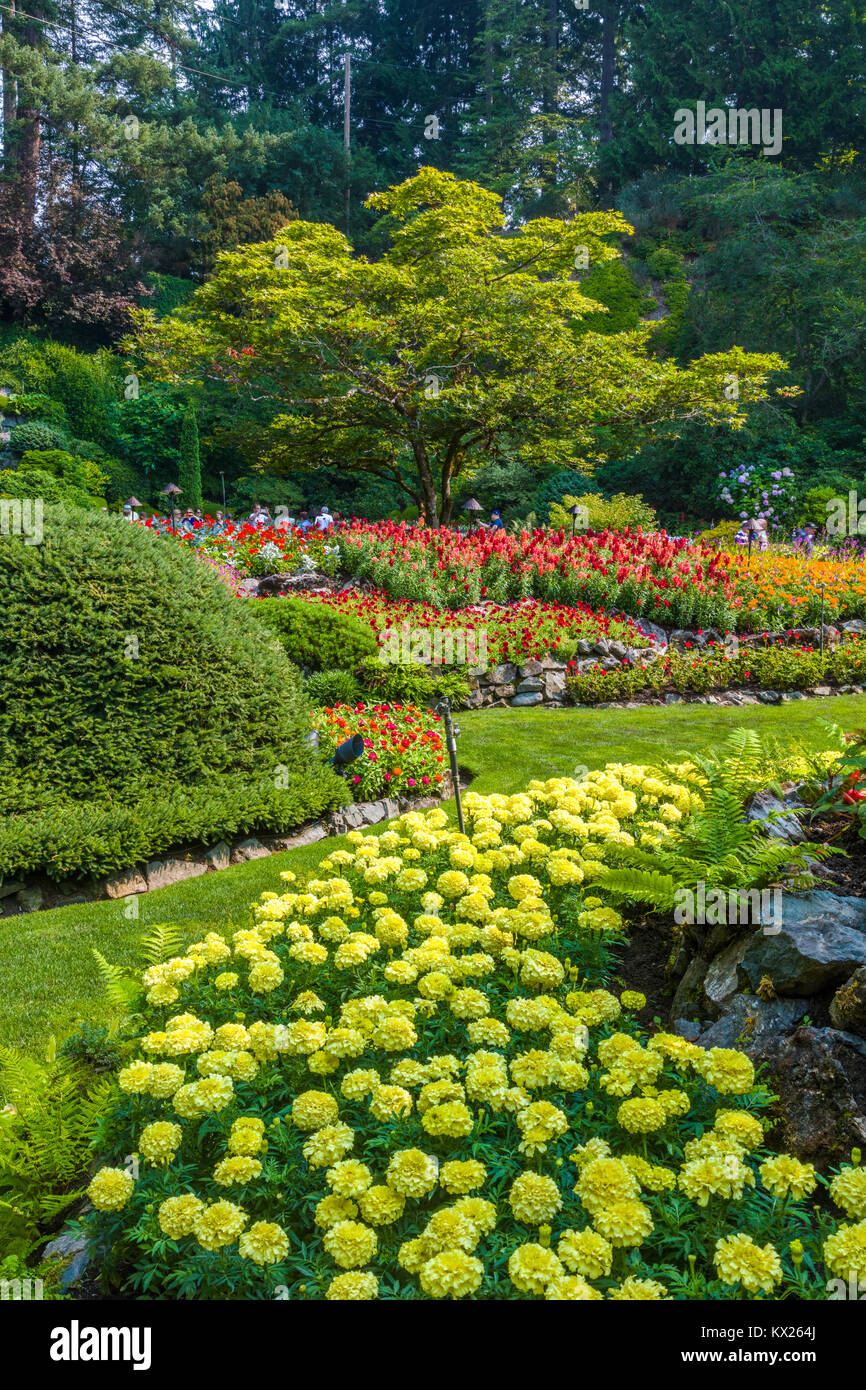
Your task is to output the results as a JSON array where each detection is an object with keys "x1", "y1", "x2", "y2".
[
  {"x1": 298, "y1": 510, "x2": 312, "y2": 534},
  {"x1": 248, "y1": 503, "x2": 268, "y2": 527},
  {"x1": 792, "y1": 522, "x2": 818, "y2": 556},
  {"x1": 315, "y1": 505, "x2": 334, "y2": 530},
  {"x1": 490, "y1": 508, "x2": 504, "y2": 530}
]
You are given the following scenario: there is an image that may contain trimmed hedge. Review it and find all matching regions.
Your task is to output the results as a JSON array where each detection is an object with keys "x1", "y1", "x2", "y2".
[
  {"x1": 0, "y1": 506, "x2": 345, "y2": 880},
  {"x1": 251, "y1": 596, "x2": 379, "y2": 671}
]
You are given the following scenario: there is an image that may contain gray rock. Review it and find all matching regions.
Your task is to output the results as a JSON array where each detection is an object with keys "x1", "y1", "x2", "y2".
[
  {"x1": 204, "y1": 841, "x2": 231, "y2": 872},
  {"x1": 635, "y1": 619, "x2": 668, "y2": 648},
  {"x1": 725, "y1": 691, "x2": 758, "y2": 705},
  {"x1": 781, "y1": 690, "x2": 808, "y2": 701},
  {"x1": 747, "y1": 1026, "x2": 866, "y2": 1161},
  {"x1": 576, "y1": 639, "x2": 592, "y2": 656},
  {"x1": 488, "y1": 663, "x2": 517, "y2": 685},
  {"x1": 738, "y1": 892, "x2": 866, "y2": 996},
  {"x1": 670, "y1": 955, "x2": 709, "y2": 1022},
  {"x1": 510, "y1": 692, "x2": 544, "y2": 707},
  {"x1": 518, "y1": 659, "x2": 544, "y2": 679},
  {"x1": 543, "y1": 671, "x2": 567, "y2": 698},
  {"x1": 145, "y1": 856, "x2": 209, "y2": 890},
  {"x1": 273, "y1": 824, "x2": 329, "y2": 849},
  {"x1": 540, "y1": 656, "x2": 567, "y2": 672},
  {"x1": 516, "y1": 676, "x2": 544, "y2": 693},
  {"x1": 830, "y1": 966, "x2": 866, "y2": 1036},
  {"x1": 359, "y1": 800, "x2": 389, "y2": 825},
  {"x1": 103, "y1": 867, "x2": 148, "y2": 899},
  {"x1": 15, "y1": 885, "x2": 44, "y2": 912},
  {"x1": 492, "y1": 684, "x2": 516, "y2": 699},
  {"x1": 0, "y1": 879, "x2": 24, "y2": 899},
  {"x1": 664, "y1": 693, "x2": 684, "y2": 705},
  {"x1": 703, "y1": 935, "x2": 752, "y2": 1014},
  {"x1": 592, "y1": 638, "x2": 610, "y2": 657},
  {"x1": 43, "y1": 1230, "x2": 92, "y2": 1291},
  {"x1": 810, "y1": 686, "x2": 833, "y2": 697},
  {"x1": 697, "y1": 993, "x2": 809, "y2": 1050},
  {"x1": 756, "y1": 690, "x2": 781, "y2": 705},
  {"x1": 669, "y1": 629, "x2": 701, "y2": 650},
  {"x1": 608, "y1": 640, "x2": 628, "y2": 661},
  {"x1": 746, "y1": 789, "x2": 805, "y2": 842},
  {"x1": 841, "y1": 619, "x2": 866, "y2": 634},
  {"x1": 230, "y1": 839, "x2": 270, "y2": 864},
  {"x1": 673, "y1": 1018, "x2": 702, "y2": 1041}
]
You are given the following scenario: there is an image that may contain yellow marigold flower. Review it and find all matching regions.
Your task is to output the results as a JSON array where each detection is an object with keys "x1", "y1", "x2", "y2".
[
  {"x1": 248, "y1": 959, "x2": 284, "y2": 991},
  {"x1": 508, "y1": 874, "x2": 542, "y2": 902},
  {"x1": 326, "y1": 1159, "x2": 373, "y2": 1198},
  {"x1": 418, "y1": 971, "x2": 454, "y2": 1001},
  {"x1": 520, "y1": 949, "x2": 565, "y2": 991},
  {"x1": 419, "y1": 1251, "x2": 484, "y2": 1299},
  {"x1": 292, "y1": 1090, "x2": 340, "y2": 1132},
  {"x1": 621, "y1": 1154, "x2": 677, "y2": 1193},
  {"x1": 239, "y1": 1221, "x2": 289, "y2": 1265},
  {"x1": 158, "y1": 1193, "x2": 205, "y2": 1238},
  {"x1": 714, "y1": 1232, "x2": 782, "y2": 1293},
  {"x1": 692, "y1": 1047, "x2": 755, "y2": 1095},
  {"x1": 436, "y1": 870, "x2": 469, "y2": 899},
  {"x1": 173, "y1": 1075, "x2": 234, "y2": 1118},
  {"x1": 390, "y1": 1059, "x2": 429, "y2": 1088},
  {"x1": 323, "y1": 1219, "x2": 378, "y2": 1269},
  {"x1": 422, "y1": 1100, "x2": 474, "y2": 1139},
  {"x1": 361, "y1": 1184, "x2": 408, "y2": 1228},
  {"x1": 466, "y1": 1018, "x2": 510, "y2": 1048},
  {"x1": 592, "y1": 1199, "x2": 654, "y2": 1248},
  {"x1": 398, "y1": 1237, "x2": 431, "y2": 1273},
  {"x1": 341, "y1": 1068, "x2": 381, "y2": 1102},
  {"x1": 322, "y1": 1026, "x2": 366, "y2": 1060},
  {"x1": 315, "y1": 1194, "x2": 359, "y2": 1228},
  {"x1": 712, "y1": 1109, "x2": 764, "y2": 1151},
  {"x1": 545, "y1": 1274, "x2": 603, "y2": 1300},
  {"x1": 282, "y1": 1020, "x2": 328, "y2": 1055},
  {"x1": 597, "y1": 1033, "x2": 641, "y2": 1068},
  {"x1": 325, "y1": 1270, "x2": 378, "y2": 1300},
  {"x1": 830, "y1": 1167, "x2": 866, "y2": 1220},
  {"x1": 367, "y1": 1082, "x2": 413, "y2": 1122},
  {"x1": 508, "y1": 1243, "x2": 564, "y2": 1295},
  {"x1": 303, "y1": 1122, "x2": 355, "y2": 1168},
  {"x1": 146, "y1": 981, "x2": 179, "y2": 1006},
  {"x1": 148, "y1": 1063, "x2": 186, "y2": 1098},
  {"x1": 194, "y1": 1199, "x2": 248, "y2": 1251},
  {"x1": 759, "y1": 1155, "x2": 817, "y2": 1201},
  {"x1": 422, "y1": 1208, "x2": 481, "y2": 1254},
  {"x1": 823, "y1": 1220, "x2": 866, "y2": 1280},
  {"x1": 609, "y1": 1275, "x2": 668, "y2": 1300},
  {"x1": 214, "y1": 972, "x2": 239, "y2": 991},
  {"x1": 87, "y1": 1166, "x2": 134, "y2": 1212},
  {"x1": 371, "y1": 1015, "x2": 418, "y2": 1051},
  {"x1": 384, "y1": 960, "x2": 419, "y2": 985},
  {"x1": 570, "y1": 1137, "x2": 612, "y2": 1170},
  {"x1": 566, "y1": 989, "x2": 621, "y2": 1025},
  {"x1": 118, "y1": 1061, "x2": 153, "y2": 1094},
  {"x1": 386, "y1": 1149, "x2": 439, "y2": 1198},
  {"x1": 139, "y1": 1121, "x2": 182, "y2": 1166},
  {"x1": 617, "y1": 1097, "x2": 667, "y2": 1134},
  {"x1": 451, "y1": 1197, "x2": 497, "y2": 1235},
  {"x1": 449, "y1": 988, "x2": 490, "y2": 1020},
  {"x1": 679, "y1": 1155, "x2": 753, "y2": 1206},
  {"x1": 440, "y1": 1159, "x2": 486, "y2": 1195},
  {"x1": 516, "y1": 1100, "x2": 568, "y2": 1156},
  {"x1": 213, "y1": 1155, "x2": 263, "y2": 1186},
  {"x1": 576, "y1": 1158, "x2": 641, "y2": 1214},
  {"x1": 228, "y1": 1119, "x2": 265, "y2": 1156},
  {"x1": 508, "y1": 1171, "x2": 562, "y2": 1226},
  {"x1": 418, "y1": 1078, "x2": 465, "y2": 1113},
  {"x1": 319, "y1": 916, "x2": 350, "y2": 944},
  {"x1": 557, "y1": 1227, "x2": 613, "y2": 1279}
]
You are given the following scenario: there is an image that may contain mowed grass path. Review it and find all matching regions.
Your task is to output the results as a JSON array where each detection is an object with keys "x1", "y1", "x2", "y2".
[{"x1": 3, "y1": 696, "x2": 864, "y2": 1055}]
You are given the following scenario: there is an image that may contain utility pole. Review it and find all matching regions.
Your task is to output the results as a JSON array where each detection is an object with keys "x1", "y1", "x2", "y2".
[{"x1": 343, "y1": 53, "x2": 350, "y2": 236}]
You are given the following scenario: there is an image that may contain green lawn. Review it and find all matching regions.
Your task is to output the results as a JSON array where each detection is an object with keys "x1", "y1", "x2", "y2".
[{"x1": 3, "y1": 695, "x2": 864, "y2": 1056}]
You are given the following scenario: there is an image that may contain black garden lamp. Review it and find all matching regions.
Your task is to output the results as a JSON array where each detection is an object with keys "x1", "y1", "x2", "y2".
[
  {"x1": 462, "y1": 497, "x2": 483, "y2": 534},
  {"x1": 159, "y1": 483, "x2": 183, "y2": 528},
  {"x1": 330, "y1": 733, "x2": 364, "y2": 776},
  {"x1": 435, "y1": 696, "x2": 464, "y2": 833},
  {"x1": 567, "y1": 502, "x2": 584, "y2": 538}
]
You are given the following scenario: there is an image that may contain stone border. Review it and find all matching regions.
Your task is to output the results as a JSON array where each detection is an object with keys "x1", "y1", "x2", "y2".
[{"x1": 0, "y1": 776, "x2": 461, "y2": 917}]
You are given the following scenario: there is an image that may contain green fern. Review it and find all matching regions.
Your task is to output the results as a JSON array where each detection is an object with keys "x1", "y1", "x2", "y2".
[
  {"x1": 139, "y1": 923, "x2": 184, "y2": 967},
  {"x1": 90, "y1": 949, "x2": 142, "y2": 1008}
]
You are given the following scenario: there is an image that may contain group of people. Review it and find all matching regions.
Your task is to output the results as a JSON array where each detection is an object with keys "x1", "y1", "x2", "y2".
[
  {"x1": 733, "y1": 516, "x2": 819, "y2": 556},
  {"x1": 246, "y1": 503, "x2": 339, "y2": 532}
]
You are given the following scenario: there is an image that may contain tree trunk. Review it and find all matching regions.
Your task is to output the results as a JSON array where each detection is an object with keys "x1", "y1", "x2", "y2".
[{"x1": 411, "y1": 435, "x2": 440, "y2": 527}]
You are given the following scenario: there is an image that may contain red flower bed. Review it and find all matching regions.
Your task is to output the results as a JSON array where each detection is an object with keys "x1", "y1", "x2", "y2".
[
  {"x1": 336, "y1": 520, "x2": 744, "y2": 630},
  {"x1": 310, "y1": 702, "x2": 447, "y2": 801}
]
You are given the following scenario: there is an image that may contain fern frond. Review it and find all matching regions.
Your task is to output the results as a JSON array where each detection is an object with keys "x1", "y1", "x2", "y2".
[
  {"x1": 139, "y1": 923, "x2": 184, "y2": 967},
  {"x1": 90, "y1": 949, "x2": 142, "y2": 1007}
]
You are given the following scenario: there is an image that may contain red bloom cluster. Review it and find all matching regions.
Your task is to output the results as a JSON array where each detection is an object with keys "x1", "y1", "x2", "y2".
[{"x1": 311, "y1": 702, "x2": 446, "y2": 801}]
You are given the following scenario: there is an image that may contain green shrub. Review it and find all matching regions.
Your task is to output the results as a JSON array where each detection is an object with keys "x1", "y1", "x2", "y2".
[
  {"x1": 360, "y1": 658, "x2": 437, "y2": 704},
  {"x1": 9, "y1": 420, "x2": 68, "y2": 455},
  {"x1": 96, "y1": 454, "x2": 148, "y2": 506},
  {"x1": 549, "y1": 491, "x2": 658, "y2": 532},
  {"x1": 0, "y1": 507, "x2": 345, "y2": 875},
  {"x1": 305, "y1": 668, "x2": 364, "y2": 706},
  {"x1": 0, "y1": 467, "x2": 97, "y2": 509},
  {"x1": 18, "y1": 449, "x2": 107, "y2": 496},
  {"x1": 252, "y1": 597, "x2": 379, "y2": 671},
  {"x1": 1, "y1": 392, "x2": 69, "y2": 429}
]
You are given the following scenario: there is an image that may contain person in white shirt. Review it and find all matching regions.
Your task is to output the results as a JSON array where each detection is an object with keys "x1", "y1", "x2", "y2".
[{"x1": 315, "y1": 506, "x2": 334, "y2": 531}]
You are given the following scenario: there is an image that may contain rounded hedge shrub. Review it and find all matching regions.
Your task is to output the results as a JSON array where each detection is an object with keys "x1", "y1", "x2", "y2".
[
  {"x1": 8, "y1": 420, "x2": 68, "y2": 455},
  {"x1": 252, "y1": 597, "x2": 379, "y2": 671},
  {"x1": 305, "y1": 668, "x2": 364, "y2": 706},
  {"x1": 0, "y1": 507, "x2": 343, "y2": 814}
]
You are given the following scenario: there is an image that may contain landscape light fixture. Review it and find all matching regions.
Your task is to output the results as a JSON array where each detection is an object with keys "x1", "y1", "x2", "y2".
[
  {"x1": 567, "y1": 502, "x2": 583, "y2": 537},
  {"x1": 330, "y1": 733, "x2": 364, "y2": 776},
  {"x1": 462, "y1": 497, "x2": 483, "y2": 534},
  {"x1": 159, "y1": 483, "x2": 183, "y2": 530},
  {"x1": 819, "y1": 583, "x2": 826, "y2": 658},
  {"x1": 125, "y1": 496, "x2": 142, "y2": 511},
  {"x1": 435, "y1": 696, "x2": 464, "y2": 833}
]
